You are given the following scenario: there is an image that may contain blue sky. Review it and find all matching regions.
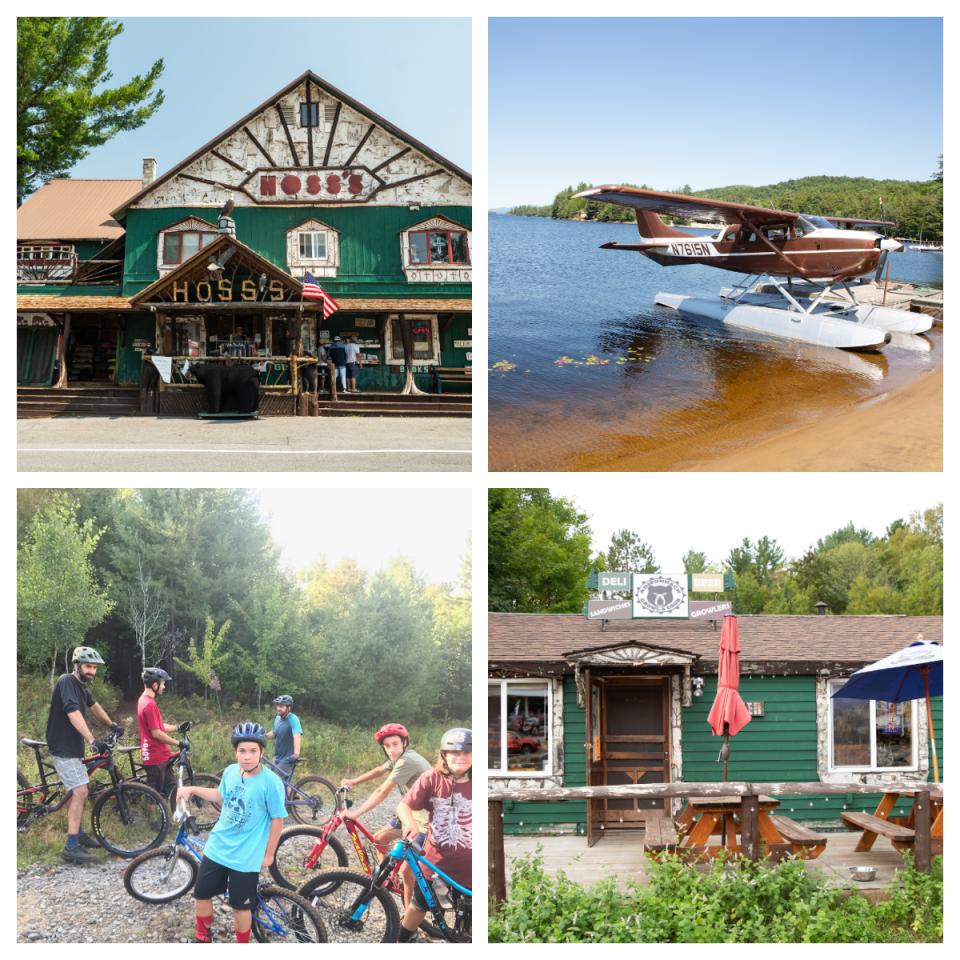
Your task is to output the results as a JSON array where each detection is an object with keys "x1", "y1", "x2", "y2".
[
  {"x1": 490, "y1": 17, "x2": 942, "y2": 208},
  {"x1": 67, "y1": 18, "x2": 471, "y2": 181}
]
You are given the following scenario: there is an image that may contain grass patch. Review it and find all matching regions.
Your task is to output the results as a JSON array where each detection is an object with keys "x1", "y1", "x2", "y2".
[{"x1": 489, "y1": 851, "x2": 943, "y2": 943}]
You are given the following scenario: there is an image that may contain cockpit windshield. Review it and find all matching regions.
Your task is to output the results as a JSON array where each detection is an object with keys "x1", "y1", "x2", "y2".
[{"x1": 799, "y1": 215, "x2": 834, "y2": 230}]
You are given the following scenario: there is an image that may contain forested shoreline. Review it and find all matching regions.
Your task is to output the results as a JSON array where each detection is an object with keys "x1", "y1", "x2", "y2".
[{"x1": 505, "y1": 172, "x2": 943, "y2": 239}]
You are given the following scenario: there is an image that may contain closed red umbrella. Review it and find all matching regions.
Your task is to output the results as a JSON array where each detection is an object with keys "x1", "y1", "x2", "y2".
[{"x1": 707, "y1": 615, "x2": 751, "y2": 780}]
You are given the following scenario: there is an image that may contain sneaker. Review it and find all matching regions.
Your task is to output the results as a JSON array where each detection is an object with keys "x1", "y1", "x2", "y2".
[
  {"x1": 61, "y1": 846, "x2": 98, "y2": 864},
  {"x1": 77, "y1": 832, "x2": 100, "y2": 849}
]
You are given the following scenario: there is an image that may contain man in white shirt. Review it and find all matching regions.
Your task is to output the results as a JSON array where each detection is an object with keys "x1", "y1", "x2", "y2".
[{"x1": 343, "y1": 338, "x2": 362, "y2": 394}]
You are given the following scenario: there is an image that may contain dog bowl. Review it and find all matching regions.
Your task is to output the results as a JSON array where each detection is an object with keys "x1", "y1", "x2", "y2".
[{"x1": 849, "y1": 866, "x2": 877, "y2": 882}]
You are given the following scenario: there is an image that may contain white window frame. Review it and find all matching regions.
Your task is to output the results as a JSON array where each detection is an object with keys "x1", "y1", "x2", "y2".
[
  {"x1": 384, "y1": 313, "x2": 441, "y2": 367},
  {"x1": 488, "y1": 678, "x2": 554, "y2": 778},
  {"x1": 298, "y1": 231, "x2": 327, "y2": 260},
  {"x1": 156, "y1": 218, "x2": 218, "y2": 275},
  {"x1": 400, "y1": 216, "x2": 472, "y2": 283},
  {"x1": 827, "y1": 678, "x2": 919, "y2": 774},
  {"x1": 286, "y1": 219, "x2": 339, "y2": 279}
]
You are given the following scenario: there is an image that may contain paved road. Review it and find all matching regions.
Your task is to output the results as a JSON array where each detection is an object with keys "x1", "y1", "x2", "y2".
[{"x1": 18, "y1": 416, "x2": 472, "y2": 472}]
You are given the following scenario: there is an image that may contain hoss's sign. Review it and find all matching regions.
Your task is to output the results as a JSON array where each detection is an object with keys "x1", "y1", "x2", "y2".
[{"x1": 249, "y1": 167, "x2": 381, "y2": 203}]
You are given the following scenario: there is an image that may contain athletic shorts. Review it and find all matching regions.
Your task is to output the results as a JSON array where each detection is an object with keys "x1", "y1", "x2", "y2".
[
  {"x1": 388, "y1": 817, "x2": 426, "y2": 847},
  {"x1": 52, "y1": 756, "x2": 89, "y2": 790},
  {"x1": 143, "y1": 763, "x2": 170, "y2": 797},
  {"x1": 347, "y1": 361, "x2": 360, "y2": 379},
  {"x1": 194, "y1": 855, "x2": 259, "y2": 910}
]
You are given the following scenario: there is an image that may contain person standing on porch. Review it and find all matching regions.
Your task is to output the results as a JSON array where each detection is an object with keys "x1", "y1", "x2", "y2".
[
  {"x1": 344, "y1": 337, "x2": 362, "y2": 393},
  {"x1": 328, "y1": 336, "x2": 348, "y2": 392}
]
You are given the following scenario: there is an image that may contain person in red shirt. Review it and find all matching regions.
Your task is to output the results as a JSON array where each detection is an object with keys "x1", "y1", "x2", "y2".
[
  {"x1": 396, "y1": 728, "x2": 472, "y2": 941},
  {"x1": 137, "y1": 667, "x2": 187, "y2": 798}
]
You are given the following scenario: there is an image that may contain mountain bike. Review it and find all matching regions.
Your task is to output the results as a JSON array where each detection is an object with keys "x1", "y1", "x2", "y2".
[
  {"x1": 17, "y1": 730, "x2": 169, "y2": 857},
  {"x1": 119, "y1": 725, "x2": 221, "y2": 831},
  {"x1": 261, "y1": 756, "x2": 337, "y2": 825},
  {"x1": 298, "y1": 837, "x2": 471, "y2": 943},
  {"x1": 122, "y1": 805, "x2": 327, "y2": 942}
]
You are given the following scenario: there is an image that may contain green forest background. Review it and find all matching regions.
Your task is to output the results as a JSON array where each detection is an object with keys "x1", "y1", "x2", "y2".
[
  {"x1": 17, "y1": 489, "x2": 471, "y2": 724},
  {"x1": 507, "y1": 168, "x2": 943, "y2": 240},
  {"x1": 489, "y1": 489, "x2": 942, "y2": 616}
]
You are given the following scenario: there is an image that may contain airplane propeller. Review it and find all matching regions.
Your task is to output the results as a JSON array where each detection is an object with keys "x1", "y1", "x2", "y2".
[{"x1": 874, "y1": 237, "x2": 903, "y2": 282}]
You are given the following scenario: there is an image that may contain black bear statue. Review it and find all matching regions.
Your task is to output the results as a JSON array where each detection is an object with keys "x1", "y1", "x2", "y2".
[{"x1": 183, "y1": 360, "x2": 260, "y2": 414}]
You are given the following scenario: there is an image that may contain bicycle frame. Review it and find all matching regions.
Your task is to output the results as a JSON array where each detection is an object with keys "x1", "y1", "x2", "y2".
[{"x1": 262, "y1": 758, "x2": 314, "y2": 808}]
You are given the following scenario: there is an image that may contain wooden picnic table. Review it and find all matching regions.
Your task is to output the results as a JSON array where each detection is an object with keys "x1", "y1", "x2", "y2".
[
  {"x1": 842, "y1": 788, "x2": 943, "y2": 856},
  {"x1": 652, "y1": 794, "x2": 826, "y2": 862}
]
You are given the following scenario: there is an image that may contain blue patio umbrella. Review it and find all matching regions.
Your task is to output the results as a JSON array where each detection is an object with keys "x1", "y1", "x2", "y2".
[{"x1": 832, "y1": 638, "x2": 942, "y2": 783}]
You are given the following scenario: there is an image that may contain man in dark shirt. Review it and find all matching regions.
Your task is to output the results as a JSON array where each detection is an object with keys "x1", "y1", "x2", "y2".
[{"x1": 45, "y1": 646, "x2": 123, "y2": 863}]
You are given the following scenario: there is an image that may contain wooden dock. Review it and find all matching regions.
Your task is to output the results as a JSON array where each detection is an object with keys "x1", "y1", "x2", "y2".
[{"x1": 503, "y1": 829, "x2": 916, "y2": 895}]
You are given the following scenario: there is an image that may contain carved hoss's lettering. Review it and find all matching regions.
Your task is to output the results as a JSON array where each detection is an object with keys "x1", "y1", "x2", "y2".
[
  {"x1": 241, "y1": 279, "x2": 257, "y2": 301},
  {"x1": 172, "y1": 281, "x2": 189, "y2": 302},
  {"x1": 268, "y1": 279, "x2": 284, "y2": 301},
  {"x1": 166, "y1": 278, "x2": 288, "y2": 303}
]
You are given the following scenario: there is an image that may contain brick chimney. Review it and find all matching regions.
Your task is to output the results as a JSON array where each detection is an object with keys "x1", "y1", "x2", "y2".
[{"x1": 142, "y1": 157, "x2": 158, "y2": 188}]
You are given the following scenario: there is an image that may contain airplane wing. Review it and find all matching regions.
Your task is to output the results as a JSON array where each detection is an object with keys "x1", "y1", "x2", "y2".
[
  {"x1": 574, "y1": 186, "x2": 799, "y2": 226},
  {"x1": 825, "y1": 216, "x2": 896, "y2": 228}
]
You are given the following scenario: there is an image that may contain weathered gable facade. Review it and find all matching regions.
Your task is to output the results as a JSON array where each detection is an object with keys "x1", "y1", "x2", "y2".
[
  {"x1": 489, "y1": 613, "x2": 943, "y2": 838},
  {"x1": 17, "y1": 71, "x2": 471, "y2": 403}
]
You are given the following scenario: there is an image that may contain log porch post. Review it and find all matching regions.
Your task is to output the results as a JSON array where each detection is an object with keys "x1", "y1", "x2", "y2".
[{"x1": 489, "y1": 799, "x2": 507, "y2": 909}]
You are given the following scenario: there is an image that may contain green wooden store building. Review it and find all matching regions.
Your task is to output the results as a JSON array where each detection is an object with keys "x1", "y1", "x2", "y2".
[
  {"x1": 489, "y1": 612, "x2": 943, "y2": 841},
  {"x1": 17, "y1": 70, "x2": 471, "y2": 409}
]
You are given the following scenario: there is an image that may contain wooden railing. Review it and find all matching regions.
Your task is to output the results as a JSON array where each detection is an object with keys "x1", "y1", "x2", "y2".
[{"x1": 488, "y1": 780, "x2": 943, "y2": 906}]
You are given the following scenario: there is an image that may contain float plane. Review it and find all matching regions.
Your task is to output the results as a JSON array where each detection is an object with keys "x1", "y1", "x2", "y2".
[{"x1": 574, "y1": 186, "x2": 931, "y2": 349}]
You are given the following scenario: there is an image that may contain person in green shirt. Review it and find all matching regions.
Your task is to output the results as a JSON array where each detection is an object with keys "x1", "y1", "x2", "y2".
[{"x1": 341, "y1": 723, "x2": 431, "y2": 909}]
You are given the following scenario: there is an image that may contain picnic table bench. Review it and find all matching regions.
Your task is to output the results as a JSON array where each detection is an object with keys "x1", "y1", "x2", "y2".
[
  {"x1": 431, "y1": 366, "x2": 472, "y2": 393},
  {"x1": 841, "y1": 811, "x2": 916, "y2": 848},
  {"x1": 767, "y1": 815, "x2": 827, "y2": 857},
  {"x1": 642, "y1": 814, "x2": 680, "y2": 858},
  {"x1": 842, "y1": 789, "x2": 943, "y2": 855}
]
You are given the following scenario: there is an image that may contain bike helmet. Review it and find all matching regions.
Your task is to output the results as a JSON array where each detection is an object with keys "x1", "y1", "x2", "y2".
[
  {"x1": 374, "y1": 723, "x2": 410, "y2": 747},
  {"x1": 440, "y1": 728, "x2": 472, "y2": 752},
  {"x1": 272, "y1": 695, "x2": 294, "y2": 706},
  {"x1": 143, "y1": 666, "x2": 171, "y2": 685},
  {"x1": 231, "y1": 721, "x2": 267, "y2": 747},
  {"x1": 72, "y1": 646, "x2": 105, "y2": 665}
]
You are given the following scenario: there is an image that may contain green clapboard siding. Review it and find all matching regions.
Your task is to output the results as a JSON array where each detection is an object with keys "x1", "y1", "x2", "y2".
[
  {"x1": 502, "y1": 673, "x2": 944, "y2": 834},
  {"x1": 685, "y1": 676, "x2": 943, "y2": 825},
  {"x1": 503, "y1": 677, "x2": 586, "y2": 834},
  {"x1": 121, "y1": 205, "x2": 472, "y2": 298}
]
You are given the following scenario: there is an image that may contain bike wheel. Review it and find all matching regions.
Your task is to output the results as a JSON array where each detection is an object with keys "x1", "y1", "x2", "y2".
[
  {"x1": 123, "y1": 846, "x2": 198, "y2": 903},
  {"x1": 270, "y1": 826, "x2": 348, "y2": 890},
  {"x1": 298, "y1": 869, "x2": 400, "y2": 943},
  {"x1": 91, "y1": 782, "x2": 168, "y2": 857},
  {"x1": 289, "y1": 775, "x2": 338, "y2": 825},
  {"x1": 253, "y1": 885, "x2": 328, "y2": 943},
  {"x1": 168, "y1": 772, "x2": 221, "y2": 832}
]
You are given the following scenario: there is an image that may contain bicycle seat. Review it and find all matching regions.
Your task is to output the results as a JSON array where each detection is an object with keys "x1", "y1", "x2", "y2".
[
  {"x1": 21, "y1": 738, "x2": 46, "y2": 748},
  {"x1": 116, "y1": 744, "x2": 141, "y2": 754}
]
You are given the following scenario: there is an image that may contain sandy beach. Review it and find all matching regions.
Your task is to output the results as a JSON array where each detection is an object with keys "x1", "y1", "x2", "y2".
[{"x1": 685, "y1": 367, "x2": 942, "y2": 472}]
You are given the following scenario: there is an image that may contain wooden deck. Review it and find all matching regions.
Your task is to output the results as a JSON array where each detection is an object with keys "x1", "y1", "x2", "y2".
[{"x1": 503, "y1": 829, "x2": 916, "y2": 894}]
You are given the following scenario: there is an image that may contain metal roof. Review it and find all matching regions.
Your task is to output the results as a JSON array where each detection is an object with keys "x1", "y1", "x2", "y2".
[{"x1": 17, "y1": 180, "x2": 141, "y2": 241}]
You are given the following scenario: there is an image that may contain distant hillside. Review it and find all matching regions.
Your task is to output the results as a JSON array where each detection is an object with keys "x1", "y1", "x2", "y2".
[{"x1": 508, "y1": 176, "x2": 943, "y2": 239}]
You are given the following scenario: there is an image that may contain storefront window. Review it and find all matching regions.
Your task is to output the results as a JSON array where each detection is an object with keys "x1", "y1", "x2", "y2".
[
  {"x1": 488, "y1": 680, "x2": 551, "y2": 775},
  {"x1": 829, "y1": 680, "x2": 915, "y2": 770},
  {"x1": 389, "y1": 317, "x2": 437, "y2": 362}
]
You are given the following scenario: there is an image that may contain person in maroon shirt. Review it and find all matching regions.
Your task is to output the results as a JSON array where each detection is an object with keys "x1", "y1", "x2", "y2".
[
  {"x1": 396, "y1": 728, "x2": 472, "y2": 941},
  {"x1": 137, "y1": 667, "x2": 187, "y2": 797}
]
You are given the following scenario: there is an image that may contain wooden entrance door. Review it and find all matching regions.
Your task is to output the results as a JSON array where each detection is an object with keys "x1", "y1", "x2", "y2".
[{"x1": 594, "y1": 677, "x2": 670, "y2": 832}]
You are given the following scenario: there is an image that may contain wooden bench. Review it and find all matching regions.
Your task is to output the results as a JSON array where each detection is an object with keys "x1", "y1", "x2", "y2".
[
  {"x1": 842, "y1": 811, "x2": 916, "y2": 851},
  {"x1": 643, "y1": 813, "x2": 680, "y2": 860},
  {"x1": 432, "y1": 366, "x2": 472, "y2": 394},
  {"x1": 767, "y1": 815, "x2": 827, "y2": 858}
]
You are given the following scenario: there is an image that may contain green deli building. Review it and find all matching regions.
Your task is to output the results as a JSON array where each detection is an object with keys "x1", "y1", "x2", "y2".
[
  {"x1": 17, "y1": 71, "x2": 471, "y2": 413},
  {"x1": 489, "y1": 612, "x2": 943, "y2": 842}
]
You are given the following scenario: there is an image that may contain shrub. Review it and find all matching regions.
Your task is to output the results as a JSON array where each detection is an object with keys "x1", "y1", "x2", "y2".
[{"x1": 489, "y1": 851, "x2": 943, "y2": 943}]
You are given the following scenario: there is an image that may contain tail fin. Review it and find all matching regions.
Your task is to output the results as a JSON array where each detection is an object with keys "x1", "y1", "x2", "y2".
[{"x1": 635, "y1": 210, "x2": 693, "y2": 239}]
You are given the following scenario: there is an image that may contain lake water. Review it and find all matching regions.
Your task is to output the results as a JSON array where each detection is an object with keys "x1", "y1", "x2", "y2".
[{"x1": 488, "y1": 214, "x2": 942, "y2": 471}]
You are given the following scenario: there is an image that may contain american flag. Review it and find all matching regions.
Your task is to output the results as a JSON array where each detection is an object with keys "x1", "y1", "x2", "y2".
[{"x1": 302, "y1": 271, "x2": 340, "y2": 318}]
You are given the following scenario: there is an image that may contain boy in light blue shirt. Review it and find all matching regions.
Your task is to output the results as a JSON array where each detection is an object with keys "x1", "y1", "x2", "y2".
[{"x1": 177, "y1": 721, "x2": 286, "y2": 943}]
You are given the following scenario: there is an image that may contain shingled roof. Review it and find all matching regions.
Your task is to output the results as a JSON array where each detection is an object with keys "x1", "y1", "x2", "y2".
[
  {"x1": 488, "y1": 613, "x2": 943, "y2": 673},
  {"x1": 17, "y1": 179, "x2": 140, "y2": 241}
]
